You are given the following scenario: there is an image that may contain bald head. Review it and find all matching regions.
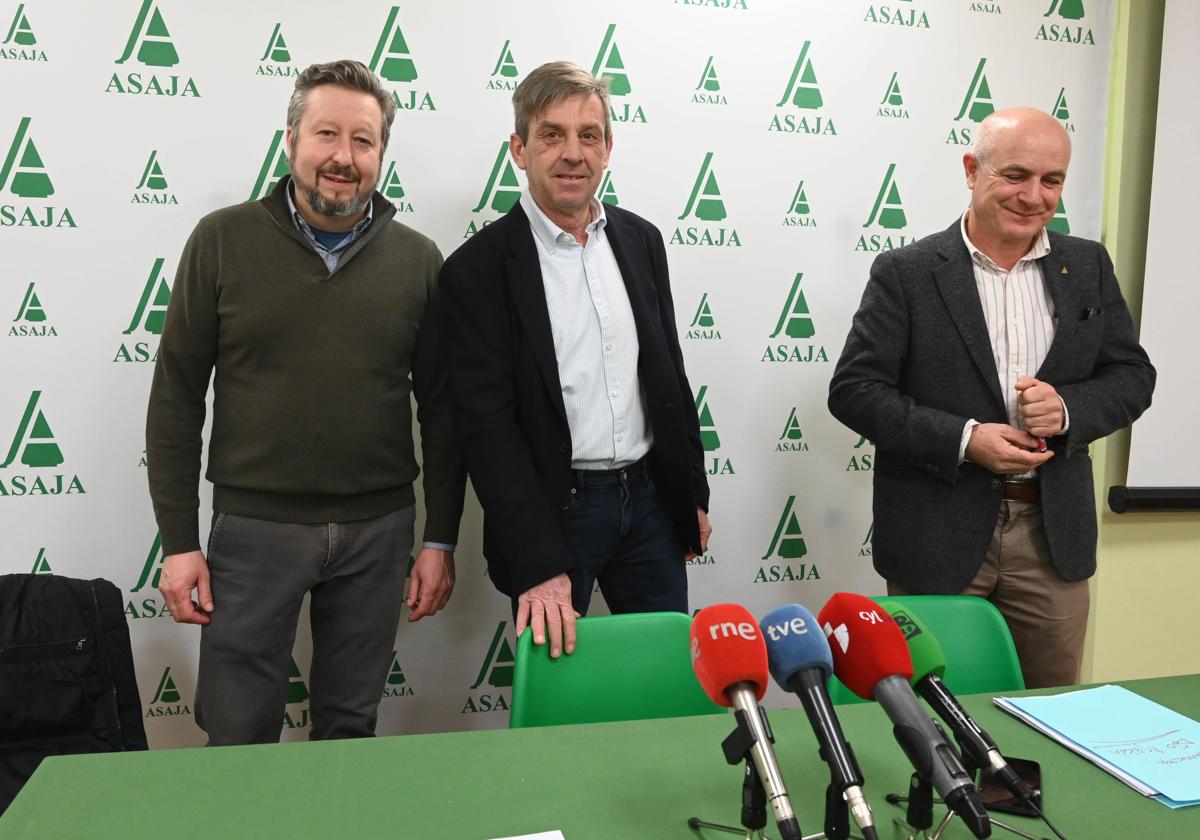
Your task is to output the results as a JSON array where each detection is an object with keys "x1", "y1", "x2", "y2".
[{"x1": 972, "y1": 107, "x2": 1071, "y2": 168}]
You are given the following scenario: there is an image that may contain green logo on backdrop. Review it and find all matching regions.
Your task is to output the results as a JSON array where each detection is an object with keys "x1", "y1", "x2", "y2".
[
  {"x1": 877, "y1": 72, "x2": 909, "y2": 119},
  {"x1": 30, "y1": 546, "x2": 51, "y2": 574},
  {"x1": 473, "y1": 143, "x2": 521, "y2": 214},
  {"x1": 131, "y1": 534, "x2": 164, "y2": 593},
  {"x1": 954, "y1": 58, "x2": 994, "y2": 122},
  {"x1": 673, "y1": 152, "x2": 740, "y2": 247},
  {"x1": 1044, "y1": 0, "x2": 1085, "y2": 19},
  {"x1": 864, "y1": 163, "x2": 906, "y2": 229},
  {"x1": 686, "y1": 293, "x2": 720, "y2": 341},
  {"x1": 776, "y1": 408, "x2": 809, "y2": 452},
  {"x1": 464, "y1": 622, "x2": 513, "y2": 713},
  {"x1": 598, "y1": 171, "x2": 618, "y2": 206},
  {"x1": 369, "y1": 7, "x2": 436, "y2": 110},
  {"x1": 487, "y1": 39, "x2": 518, "y2": 90},
  {"x1": 132, "y1": 150, "x2": 178, "y2": 205},
  {"x1": 2, "y1": 3, "x2": 45, "y2": 60},
  {"x1": 763, "y1": 274, "x2": 828, "y2": 363},
  {"x1": 592, "y1": 24, "x2": 646, "y2": 123},
  {"x1": 864, "y1": 3, "x2": 930, "y2": 28},
  {"x1": 382, "y1": 651, "x2": 414, "y2": 697},
  {"x1": 146, "y1": 666, "x2": 191, "y2": 717},
  {"x1": 380, "y1": 161, "x2": 412, "y2": 211},
  {"x1": 860, "y1": 521, "x2": 874, "y2": 556},
  {"x1": 847, "y1": 434, "x2": 875, "y2": 471},
  {"x1": 756, "y1": 495, "x2": 821, "y2": 582},
  {"x1": 287, "y1": 657, "x2": 309, "y2": 704},
  {"x1": 250, "y1": 131, "x2": 290, "y2": 201},
  {"x1": 695, "y1": 386, "x2": 720, "y2": 452},
  {"x1": 3, "y1": 391, "x2": 62, "y2": 469},
  {"x1": 769, "y1": 42, "x2": 836, "y2": 135},
  {"x1": 126, "y1": 533, "x2": 172, "y2": 620},
  {"x1": 108, "y1": 0, "x2": 199, "y2": 96},
  {"x1": 692, "y1": 56, "x2": 726, "y2": 105},
  {"x1": 1051, "y1": 87, "x2": 1075, "y2": 132},
  {"x1": 257, "y1": 23, "x2": 300, "y2": 77},
  {"x1": 1, "y1": 117, "x2": 53, "y2": 198},
  {"x1": 783, "y1": 181, "x2": 817, "y2": 227},
  {"x1": 1047, "y1": 197, "x2": 1070, "y2": 234},
  {"x1": 10, "y1": 282, "x2": 56, "y2": 337},
  {"x1": 123, "y1": 258, "x2": 171, "y2": 336}
]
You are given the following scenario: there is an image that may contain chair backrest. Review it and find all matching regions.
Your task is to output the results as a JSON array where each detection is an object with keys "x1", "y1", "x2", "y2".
[
  {"x1": 508, "y1": 612, "x2": 723, "y2": 728},
  {"x1": 827, "y1": 595, "x2": 1025, "y2": 705}
]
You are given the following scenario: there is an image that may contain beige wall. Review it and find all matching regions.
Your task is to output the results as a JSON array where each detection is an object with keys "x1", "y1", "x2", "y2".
[{"x1": 1084, "y1": 0, "x2": 1200, "y2": 682}]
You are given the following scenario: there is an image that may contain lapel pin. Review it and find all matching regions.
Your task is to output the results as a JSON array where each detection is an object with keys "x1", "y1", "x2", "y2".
[{"x1": 1060, "y1": 266, "x2": 1069, "y2": 275}]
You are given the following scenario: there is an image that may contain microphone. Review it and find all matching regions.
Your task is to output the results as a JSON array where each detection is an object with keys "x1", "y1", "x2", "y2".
[
  {"x1": 761, "y1": 604, "x2": 879, "y2": 840},
  {"x1": 817, "y1": 593, "x2": 991, "y2": 839},
  {"x1": 691, "y1": 604, "x2": 804, "y2": 840},
  {"x1": 877, "y1": 599, "x2": 1036, "y2": 806}
]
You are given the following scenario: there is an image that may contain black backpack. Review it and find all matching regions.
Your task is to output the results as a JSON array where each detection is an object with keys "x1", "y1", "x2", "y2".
[{"x1": 0, "y1": 574, "x2": 148, "y2": 814}]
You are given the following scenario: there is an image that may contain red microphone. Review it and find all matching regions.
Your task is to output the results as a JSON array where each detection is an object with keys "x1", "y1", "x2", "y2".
[
  {"x1": 818, "y1": 593, "x2": 990, "y2": 838},
  {"x1": 691, "y1": 604, "x2": 803, "y2": 840}
]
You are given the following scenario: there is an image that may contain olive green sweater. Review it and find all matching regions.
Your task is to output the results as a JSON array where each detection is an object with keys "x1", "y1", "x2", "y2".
[{"x1": 146, "y1": 177, "x2": 465, "y2": 555}]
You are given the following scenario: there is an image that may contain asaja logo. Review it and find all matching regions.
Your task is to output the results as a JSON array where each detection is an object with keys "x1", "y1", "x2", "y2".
[
  {"x1": 762, "y1": 273, "x2": 828, "y2": 363},
  {"x1": 382, "y1": 651, "x2": 414, "y2": 698},
  {"x1": 673, "y1": 0, "x2": 748, "y2": 8},
  {"x1": 859, "y1": 521, "x2": 874, "y2": 557},
  {"x1": 487, "y1": 39, "x2": 518, "y2": 91},
  {"x1": 769, "y1": 41, "x2": 837, "y2": 136},
  {"x1": 692, "y1": 56, "x2": 726, "y2": 106},
  {"x1": 10, "y1": 281, "x2": 56, "y2": 337},
  {"x1": 598, "y1": 171, "x2": 618, "y2": 206},
  {"x1": 2, "y1": 3, "x2": 46, "y2": 61},
  {"x1": 877, "y1": 72, "x2": 910, "y2": 120},
  {"x1": 1038, "y1": 0, "x2": 1094, "y2": 45},
  {"x1": 146, "y1": 666, "x2": 191, "y2": 718},
  {"x1": 464, "y1": 621, "x2": 513, "y2": 713},
  {"x1": 672, "y1": 152, "x2": 740, "y2": 247},
  {"x1": 970, "y1": 1, "x2": 1001, "y2": 13},
  {"x1": 30, "y1": 546, "x2": 51, "y2": 574},
  {"x1": 368, "y1": 6, "x2": 436, "y2": 112},
  {"x1": 1051, "y1": 87, "x2": 1075, "y2": 132},
  {"x1": 256, "y1": 23, "x2": 300, "y2": 77},
  {"x1": 1, "y1": 390, "x2": 86, "y2": 497},
  {"x1": 380, "y1": 161, "x2": 413, "y2": 212},
  {"x1": 864, "y1": 3, "x2": 930, "y2": 28},
  {"x1": 108, "y1": 0, "x2": 200, "y2": 97},
  {"x1": 695, "y1": 386, "x2": 734, "y2": 476},
  {"x1": 132, "y1": 150, "x2": 178, "y2": 206},
  {"x1": 857, "y1": 163, "x2": 915, "y2": 253},
  {"x1": 846, "y1": 434, "x2": 875, "y2": 472},
  {"x1": 686, "y1": 292, "x2": 720, "y2": 341},
  {"x1": 783, "y1": 181, "x2": 816, "y2": 228},
  {"x1": 114, "y1": 257, "x2": 170, "y2": 363},
  {"x1": 283, "y1": 656, "x2": 310, "y2": 729},
  {"x1": 592, "y1": 24, "x2": 646, "y2": 124},
  {"x1": 775, "y1": 408, "x2": 809, "y2": 453},
  {"x1": 464, "y1": 141, "x2": 521, "y2": 239},
  {"x1": 1047, "y1": 197, "x2": 1069, "y2": 234},
  {"x1": 250, "y1": 130, "x2": 290, "y2": 201},
  {"x1": 1, "y1": 117, "x2": 76, "y2": 228},
  {"x1": 946, "y1": 58, "x2": 994, "y2": 146},
  {"x1": 126, "y1": 533, "x2": 171, "y2": 620},
  {"x1": 757, "y1": 495, "x2": 821, "y2": 583}
]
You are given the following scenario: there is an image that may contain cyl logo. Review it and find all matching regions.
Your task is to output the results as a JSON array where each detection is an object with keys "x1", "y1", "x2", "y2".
[
  {"x1": 114, "y1": 257, "x2": 170, "y2": 363},
  {"x1": 769, "y1": 42, "x2": 837, "y2": 136},
  {"x1": 108, "y1": 0, "x2": 200, "y2": 97},
  {"x1": 1, "y1": 391, "x2": 85, "y2": 497},
  {"x1": 464, "y1": 621, "x2": 513, "y2": 714},
  {"x1": 10, "y1": 281, "x2": 56, "y2": 337},
  {"x1": 592, "y1": 24, "x2": 646, "y2": 124},
  {"x1": 132, "y1": 150, "x2": 178, "y2": 206},
  {"x1": 2, "y1": 3, "x2": 46, "y2": 61},
  {"x1": 369, "y1": 7, "x2": 436, "y2": 111},
  {"x1": 672, "y1": 152, "x2": 740, "y2": 247}
]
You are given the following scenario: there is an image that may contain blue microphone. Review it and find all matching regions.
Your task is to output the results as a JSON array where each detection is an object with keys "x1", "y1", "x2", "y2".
[{"x1": 761, "y1": 604, "x2": 878, "y2": 840}]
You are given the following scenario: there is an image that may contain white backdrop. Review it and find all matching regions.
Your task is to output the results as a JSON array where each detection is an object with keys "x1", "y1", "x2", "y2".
[{"x1": 1, "y1": 0, "x2": 1113, "y2": 746}]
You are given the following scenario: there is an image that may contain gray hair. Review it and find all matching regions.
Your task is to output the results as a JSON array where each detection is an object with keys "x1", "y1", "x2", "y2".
[
  {"x1": 286, "y1": 60, "x2": 396, "y2": 153},
  {"x1": 513, "y1": 61, "x2": 612, "y2": 144}
]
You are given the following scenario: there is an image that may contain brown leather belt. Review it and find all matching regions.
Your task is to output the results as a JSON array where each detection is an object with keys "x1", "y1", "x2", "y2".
[{"x1": 1002, "y1": 479, "x2": 1040, "y2": 502}]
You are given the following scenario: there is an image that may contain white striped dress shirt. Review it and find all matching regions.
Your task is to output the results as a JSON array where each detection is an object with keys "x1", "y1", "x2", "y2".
[
  {"x1": 520, "y1": 191, "x2": 652, "y2": 469},
  {"x1": 958, "y1": 215, "x2": 1068, "y2": 468}
]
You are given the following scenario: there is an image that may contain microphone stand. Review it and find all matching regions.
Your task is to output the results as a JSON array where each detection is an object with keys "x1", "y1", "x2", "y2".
[{"x1": 688, "y1": 708, "x2": 825, "y2": 840}]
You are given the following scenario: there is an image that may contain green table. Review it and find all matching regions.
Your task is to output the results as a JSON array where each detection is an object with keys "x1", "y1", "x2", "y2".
[{"x1": 3, "y1": 675, "x2": 1198, "y2": 839}]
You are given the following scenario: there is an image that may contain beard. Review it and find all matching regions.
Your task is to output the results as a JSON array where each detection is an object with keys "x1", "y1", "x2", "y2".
[{"x1": 294, "y1": 162, "x2": 373, "y2": 220}]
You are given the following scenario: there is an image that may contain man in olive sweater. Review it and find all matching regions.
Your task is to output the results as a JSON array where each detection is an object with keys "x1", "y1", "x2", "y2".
[{"x1": 146, "y1": 61, "x2": 465, "y2": 745}]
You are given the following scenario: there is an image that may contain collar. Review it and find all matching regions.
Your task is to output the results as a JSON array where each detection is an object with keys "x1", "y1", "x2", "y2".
[
  {"x1": 287, "y1": 180, "x2": 375, "y2": 240},
  {"x1": 519, "y1": 190, "x2": 605, "y2": 254},
  {"x1": 959, "y1": 212, "x2": 1050, "y2": 271}
]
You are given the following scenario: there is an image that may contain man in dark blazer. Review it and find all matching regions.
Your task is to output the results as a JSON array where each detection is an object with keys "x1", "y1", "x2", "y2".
[
  {"x1": 829, "y1": 108, "x2": 1154, "y2": 688},
  {"x1": 441, "y1": 62, "x2": 711, "y2": 658}
]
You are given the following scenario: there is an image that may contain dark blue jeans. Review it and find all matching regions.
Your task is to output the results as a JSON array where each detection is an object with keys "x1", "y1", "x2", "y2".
[{"x1": 562, "y1": 457, "x2": 688, "y2": 616}]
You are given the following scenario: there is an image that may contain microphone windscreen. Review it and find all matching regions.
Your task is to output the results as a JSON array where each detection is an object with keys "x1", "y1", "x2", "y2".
[
  {"x1": 759, "y1": 603, "x2": 832, "y2": 689},
  {"x1": 690, "y1": 604, "x2": 770, "y2": 707},
  {"x1": 817, "y1": 592, "x2": 914, "y2": 700},
  {"x1": 876, "y1": 598, "x2": 948, "y2": 683}
]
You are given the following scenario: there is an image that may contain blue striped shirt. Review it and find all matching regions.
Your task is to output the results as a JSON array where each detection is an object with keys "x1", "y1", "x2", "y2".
[{"x1": 286, "y1": 185, "x2": 374, "y2": 274}]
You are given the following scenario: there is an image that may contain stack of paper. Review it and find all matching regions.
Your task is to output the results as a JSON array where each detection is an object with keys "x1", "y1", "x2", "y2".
[{"x1": 995, "y1": 684, "x2": 1200, "y2": 809}]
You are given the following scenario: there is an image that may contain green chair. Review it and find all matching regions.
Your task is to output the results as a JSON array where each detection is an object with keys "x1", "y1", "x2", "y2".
[
  {"x1": 828, "y1": 595, "x2": 1026, "y2": 705},
  {"x1": 509, "y1": 612, "x2": 724, "y2": 728}
]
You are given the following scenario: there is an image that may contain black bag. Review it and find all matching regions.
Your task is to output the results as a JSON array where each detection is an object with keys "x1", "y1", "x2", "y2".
[{"x1": 0, "y1": 574, "x2": 148, "y2": 814}]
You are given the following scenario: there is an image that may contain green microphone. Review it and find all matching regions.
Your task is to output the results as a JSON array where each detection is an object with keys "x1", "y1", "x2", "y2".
[{"x1": 876, "y1": 599, "x2": 1034, "y2": 807}]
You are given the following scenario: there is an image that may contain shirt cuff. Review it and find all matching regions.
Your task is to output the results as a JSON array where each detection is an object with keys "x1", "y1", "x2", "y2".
[
  {"x1": 422, "y1": 542, "x2": 456, "y2": 553},
  {"x1": 1059, "y1": 396, "x2": 1070, "y2": 434},
  {"x1": 959, "y1": 419, "x2": 980, "y2": 464}
]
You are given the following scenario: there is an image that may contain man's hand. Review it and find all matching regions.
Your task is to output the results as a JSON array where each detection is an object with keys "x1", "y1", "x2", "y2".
[
  {"x1": 159, "y1": 550, "x2": 213, "y2": 625},
  {"x1": 685, "y1": 507, "x2": 712, "y2": 561},
  {"x1": 1015, "y1": 376, "x2": 1065, "y2": 438},
  {"x1": 515, "y1": 573, "x2": 578, "y2": 658},
  {"x1": 965, "y1": 423, "x2": 1054, "y2": 475},
  {"x1": 406, "y1": 548, "x2": 455, "y2": 622}
]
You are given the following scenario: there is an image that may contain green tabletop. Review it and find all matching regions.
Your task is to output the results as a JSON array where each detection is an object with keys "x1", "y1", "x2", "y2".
[{"x1": 3, "y1": 675, "x2": 1198, "y2": 839}]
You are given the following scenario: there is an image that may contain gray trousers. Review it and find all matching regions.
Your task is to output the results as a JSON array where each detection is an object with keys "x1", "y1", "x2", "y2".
[{"x1": 195, "y1": 507, "x2": 414, "y2": 745}]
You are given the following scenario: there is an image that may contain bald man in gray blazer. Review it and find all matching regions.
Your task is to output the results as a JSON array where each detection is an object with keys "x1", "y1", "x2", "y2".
[{"x1": 828, "y1": 108, "x2": 1154, "y2": 688}]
